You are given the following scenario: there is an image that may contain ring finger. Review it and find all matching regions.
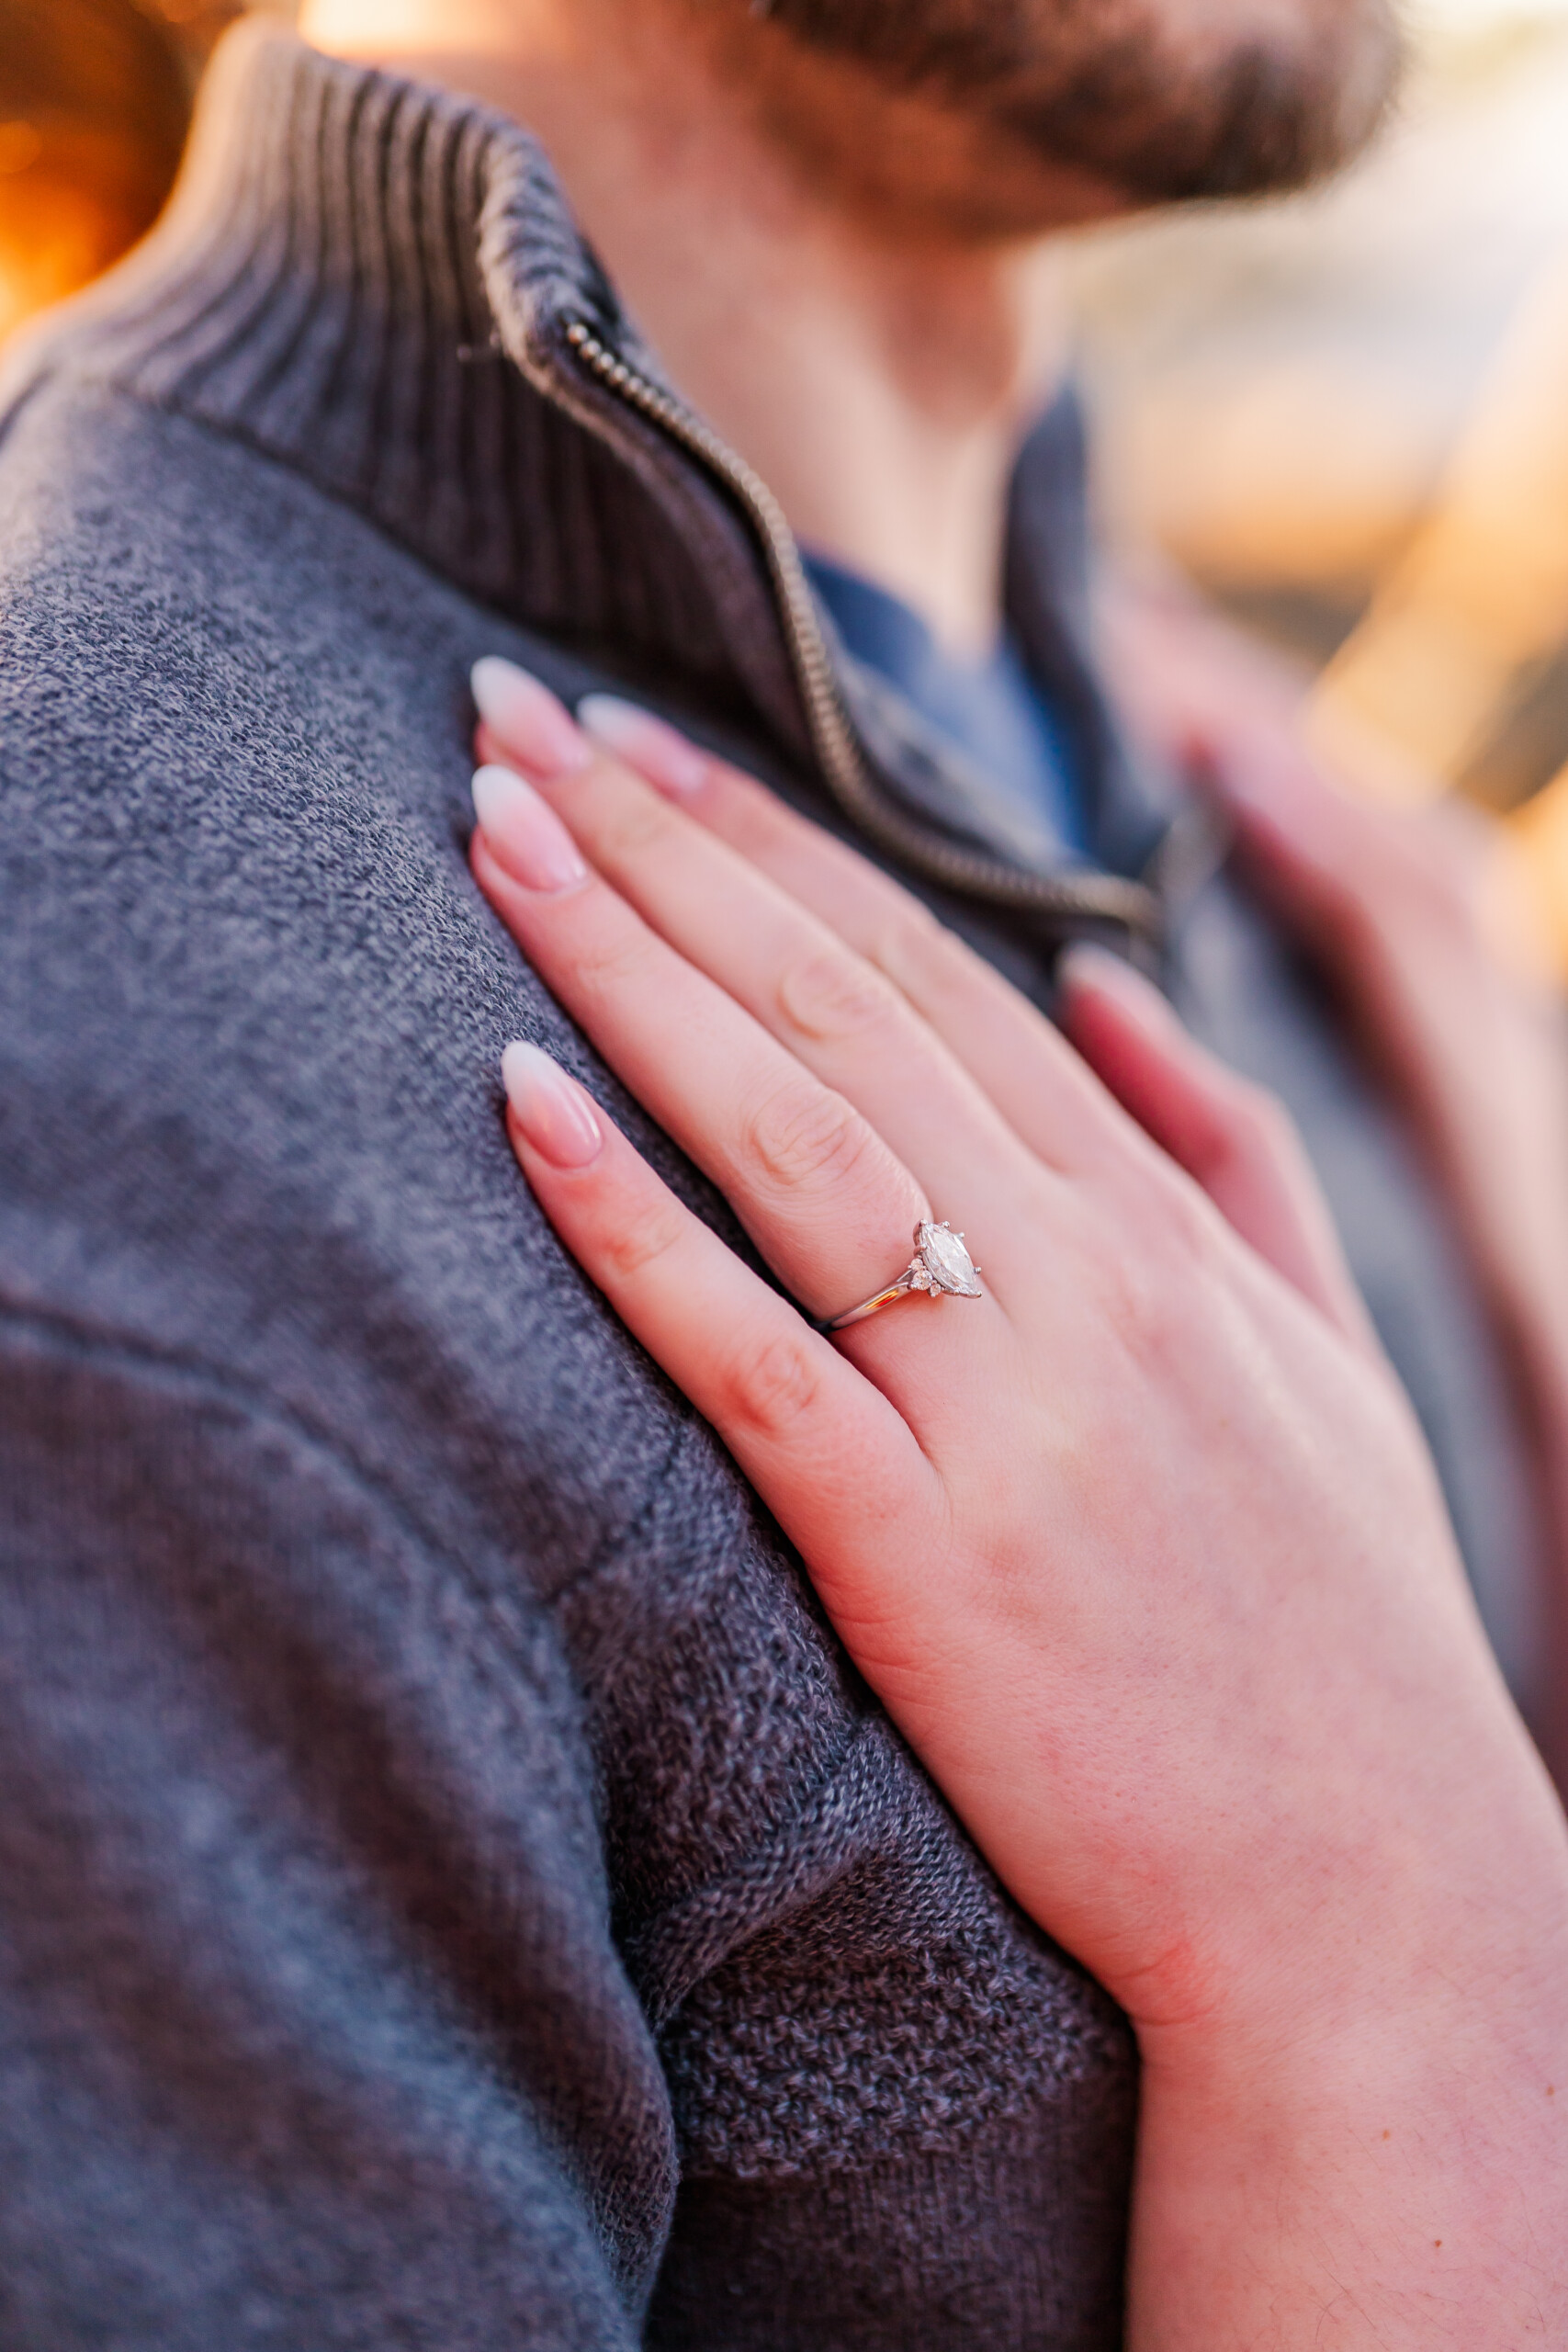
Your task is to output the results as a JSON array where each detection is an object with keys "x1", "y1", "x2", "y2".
[
  {"x1": 469, "y1": 697, "x2": 1065, "y2": 1200},
  {"x1": 470, "y1": 767, "x2": 973, "y2": 1330},
  {"x1": 470, "y1": 740, "x2": 1051, "y2": 1280}
]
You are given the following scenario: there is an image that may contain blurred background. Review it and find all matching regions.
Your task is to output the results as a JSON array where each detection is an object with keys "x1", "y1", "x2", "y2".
[
  {"x1": 3, "y1": 0, "x2": 1567, "y2": 952},
  {"x1": 1070, "y1": 0, "x2": 1568, "y2": 958},
  {"x1": 0, "y1": 1, "x2": 231, "y2": 330}
]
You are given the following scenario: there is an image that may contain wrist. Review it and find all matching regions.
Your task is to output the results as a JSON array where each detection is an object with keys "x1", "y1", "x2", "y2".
[
  {"x1": 1130, "y1": 1905, "x2": 1568, "y2": 2348},
  {"x1": 1117, "y1": 1631, "x2": 1568, "y2": 2043},
  {"x1": 1141, "y1": 1878, "x2": 1568, "y2": 2103}
]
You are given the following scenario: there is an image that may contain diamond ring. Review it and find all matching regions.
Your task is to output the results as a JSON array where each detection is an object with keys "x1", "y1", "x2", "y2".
[{"x1": 826, "y1": 1221, "x2": 984, "y2": 1331}]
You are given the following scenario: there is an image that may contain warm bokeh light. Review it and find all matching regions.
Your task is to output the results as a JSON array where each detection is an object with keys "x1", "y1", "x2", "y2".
[
  {"x1": 1072, "y1": 0, "x2": 1568, "y2": 962},
  {"x1": 0, "y1": 0, "x2": 224, "y2": 343},
  {"x1": 0, "y1": 126, "x2": 169, "y2": 339},
  {"x1": 1313, "y1": 254, "x2": 1568, "y2": 802}
]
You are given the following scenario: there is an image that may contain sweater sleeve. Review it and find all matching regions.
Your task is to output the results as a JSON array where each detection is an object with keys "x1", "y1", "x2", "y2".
[{"x1": 0, "y1": 1306, "x2": 673, "y2": 2350}]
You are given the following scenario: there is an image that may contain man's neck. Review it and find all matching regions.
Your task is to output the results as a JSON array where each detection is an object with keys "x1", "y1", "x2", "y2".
[{"x1": 298, "y1": 0, "x2": 1074, "y2": 661}]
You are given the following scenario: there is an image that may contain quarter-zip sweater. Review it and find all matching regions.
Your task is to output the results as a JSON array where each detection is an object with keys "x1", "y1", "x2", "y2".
[{"x1": 0, "y1": 24, "x2": 1541, "y2": 2352}]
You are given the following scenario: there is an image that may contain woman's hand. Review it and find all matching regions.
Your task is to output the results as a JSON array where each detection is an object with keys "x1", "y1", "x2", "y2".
[
  {"x1": 1105, "y1": 576, "x2": 1568, "y2": 1761},
  {"x1": 468, "y1": 657, "x2": 1568, "y2": 2346}
]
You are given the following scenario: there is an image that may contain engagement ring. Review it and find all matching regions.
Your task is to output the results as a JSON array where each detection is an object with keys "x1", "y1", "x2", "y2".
[{"x1": 828, "y1": 1221, "x2": 983, "y2": 1330}]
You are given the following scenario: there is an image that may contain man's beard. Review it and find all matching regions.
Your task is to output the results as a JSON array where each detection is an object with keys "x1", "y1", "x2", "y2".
[{"x1": 749, "y1": 0, "x2": 1403, "y2": 203}]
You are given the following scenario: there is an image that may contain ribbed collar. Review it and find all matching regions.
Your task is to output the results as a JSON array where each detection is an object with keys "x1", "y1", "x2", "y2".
[
  {"x1": 8, "y1": 23, "x2": 1175, "y2": 919},
  {"x1": 21, "y1": 24, "x2": 811, "y2": 750}
]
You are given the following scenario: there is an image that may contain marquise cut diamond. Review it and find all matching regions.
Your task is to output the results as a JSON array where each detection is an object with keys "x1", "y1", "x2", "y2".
[
  {"x1": 829, "y1": 1217, "x2": 983, "y2": 1329},
  {"x1": 917, "y1": 1221, "x2": 981, "y2": 1296}
]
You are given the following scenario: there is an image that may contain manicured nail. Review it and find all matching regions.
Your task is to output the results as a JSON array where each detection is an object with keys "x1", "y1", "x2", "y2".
[
  {"x1": 472, "y1": 765, "x2": 587, "y2": 892},
  {"x1": 471, "y1": 657, "x2": 593, "y2": 779},
  {"x1": 577, "y1": 694, "x2": 710, "y2": 797},
  {"x1": 1056, "y1": 941, "x2": 1177, "y2": 1030},
  {"x1": 501, "y1": 1042, "x2": 604, "y2": 1168}
]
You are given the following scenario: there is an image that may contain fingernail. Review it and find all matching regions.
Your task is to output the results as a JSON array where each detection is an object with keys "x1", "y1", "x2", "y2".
[
  {"x1": 578, "y1": 694, "x2": 710, "y2": 797},
  {"x1": 1057, "y1": 941, "x2": 1177, "y2": 1030},
  {"x1": 501, "y1": 1042, "x2": 604, "y2": 1168},
  {"x1": 471, "y1": 657, "x2": 593, "y2": 779},
  {"x1": 472, "y1": 765, "x2": 587, "y2": 893}
]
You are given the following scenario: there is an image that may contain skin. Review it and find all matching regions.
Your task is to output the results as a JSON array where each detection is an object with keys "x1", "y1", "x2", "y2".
[
  {"x1": 299, "y1": 0, "x2": 1392, "y2": 654},
  {"x1": 298, "y1": 0, "x2": 1568, "y2": 2329},
  {"x1": 465, "y1": 662, "x2": 1568, "y2": 2345},
  {"x1": 301, "y1": 26, "x2": 1568, "y2": 1648},
  {"x1": 1102, "y1": 582, "x2": 1568, "y2": 1770},
  {"x1": 301, "y1": 0, "x2": 1078, "y2": 652}
]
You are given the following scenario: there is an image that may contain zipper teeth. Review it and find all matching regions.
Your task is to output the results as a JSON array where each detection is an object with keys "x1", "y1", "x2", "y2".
[{"x1": 564, "y1": 321, "x2": 1161, "y2": 944}]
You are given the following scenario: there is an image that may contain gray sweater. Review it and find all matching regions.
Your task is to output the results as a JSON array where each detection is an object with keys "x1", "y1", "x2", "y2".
[{"x1": 0, "y1": 25, "x2": 1539, "y2": 2349}]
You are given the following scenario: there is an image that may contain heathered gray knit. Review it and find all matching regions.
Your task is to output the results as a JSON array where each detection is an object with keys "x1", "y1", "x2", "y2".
[{"x1": 0, "y1": 23, "x2": 1542, "y2": 2350}]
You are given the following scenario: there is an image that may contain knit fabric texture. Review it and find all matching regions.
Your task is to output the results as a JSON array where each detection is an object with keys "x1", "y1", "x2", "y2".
[{"x1": 0, "y1": 24, "x2": 1540, "y2": 2350}]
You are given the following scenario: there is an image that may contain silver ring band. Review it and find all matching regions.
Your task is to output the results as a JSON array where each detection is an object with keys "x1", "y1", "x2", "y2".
[{"x1": 828, "y1": 1220, "x2": 983, "y2": 1331}]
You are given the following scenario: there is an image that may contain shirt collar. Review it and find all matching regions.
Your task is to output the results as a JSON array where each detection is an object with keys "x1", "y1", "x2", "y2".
[{"x1": 6, "y1": 22, "x2": 1171, "y2": 932}]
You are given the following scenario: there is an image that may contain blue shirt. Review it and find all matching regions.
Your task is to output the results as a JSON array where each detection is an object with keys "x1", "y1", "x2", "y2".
[{"x1": 805, "y1": 551, "x2": 1087, "y2": 856}]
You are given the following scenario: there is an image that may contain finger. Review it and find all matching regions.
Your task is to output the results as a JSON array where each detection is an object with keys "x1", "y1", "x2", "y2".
[
  {"x1": 566, "y1": 693, "x2": 1379, "y2": 1345},
  {"x1": 570, "y1": 689, "x2": 1149, "y2": 1179},
  {"x1": 475, "y1": 716, "x2": 1052, "y2": 1244},
  {"x1": 469, "y1": 764, "x2": 931, "y2": 1322},
  {"x1": 1189, "y1": 715, "x2": 1487, "y2": 968},
  {"x1": 474, "y1": 671, "x2": 1064, "y2": 1277},
  {"x1": 1056, "y1": 944, "x2": 1380, "y2": 1351},
  {"x1": 481, "y1": 671, "x2": 1136, "y2": 1193},
  {"x1": 500, "y1": 1040, "x2": 945, "y2": 1640},
  {"x1": 1196, "y1": 723, "x2": 1380, "y2": 950}
]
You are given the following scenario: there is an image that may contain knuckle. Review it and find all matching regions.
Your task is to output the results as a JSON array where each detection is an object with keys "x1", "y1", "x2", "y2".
[
  {"x1": 741, "y1": 1073, "x2": 881, "y2": 1197},
  {"x1": 1090, "y1": 1159, "x2": 1221, "y2": 1356},
  {"x1": 872, "y1": 900, "x2": 955, "y2": 991},
  {"x1": 593, "y1": 790, "x2": 676, "y2": 866},
  {"x1": 596, "y1": 1200, "x2": 685, "y2": 1284},
  {"x1": 1093, "y1": 1241, "x2": 1182, "y2": 1369},
  {"x1": 719, "y1": 1322, "x2": 825, "y2": 1442},
  {"x1": 1095, "y1": 1201, "x2": 1218, "y2": 1373},
  {"x1": 726, "y1": 776, "x2": 790, "y2": 858},
  {"x1": 776, "y1": 946, "x2": 902, "y2": 1046},
  {"x1": 570, "y1": 919, "x2": 656, "y2": 1001}
]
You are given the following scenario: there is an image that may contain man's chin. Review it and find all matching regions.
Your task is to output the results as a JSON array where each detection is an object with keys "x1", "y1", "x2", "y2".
[
  {"x1": 747, "y1": 0, "x2": 1403, "y2": 230},
  {"x1": 1000, "y1": 16, "x2": 1404, "y2": 207}
]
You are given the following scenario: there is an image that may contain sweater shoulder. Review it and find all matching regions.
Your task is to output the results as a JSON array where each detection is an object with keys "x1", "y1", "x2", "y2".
[
  {"x1": 0, "y1": 371, "x2": 480, "y2": 700},
  {"x1": 0, "y1": 368, "x2": 697, "y2": 1567}
]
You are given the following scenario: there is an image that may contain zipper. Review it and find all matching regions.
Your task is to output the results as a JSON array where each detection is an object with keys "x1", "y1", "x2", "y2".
[{"x1": 563, "y1": 320, "x2": 1163, "y2": 950}]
